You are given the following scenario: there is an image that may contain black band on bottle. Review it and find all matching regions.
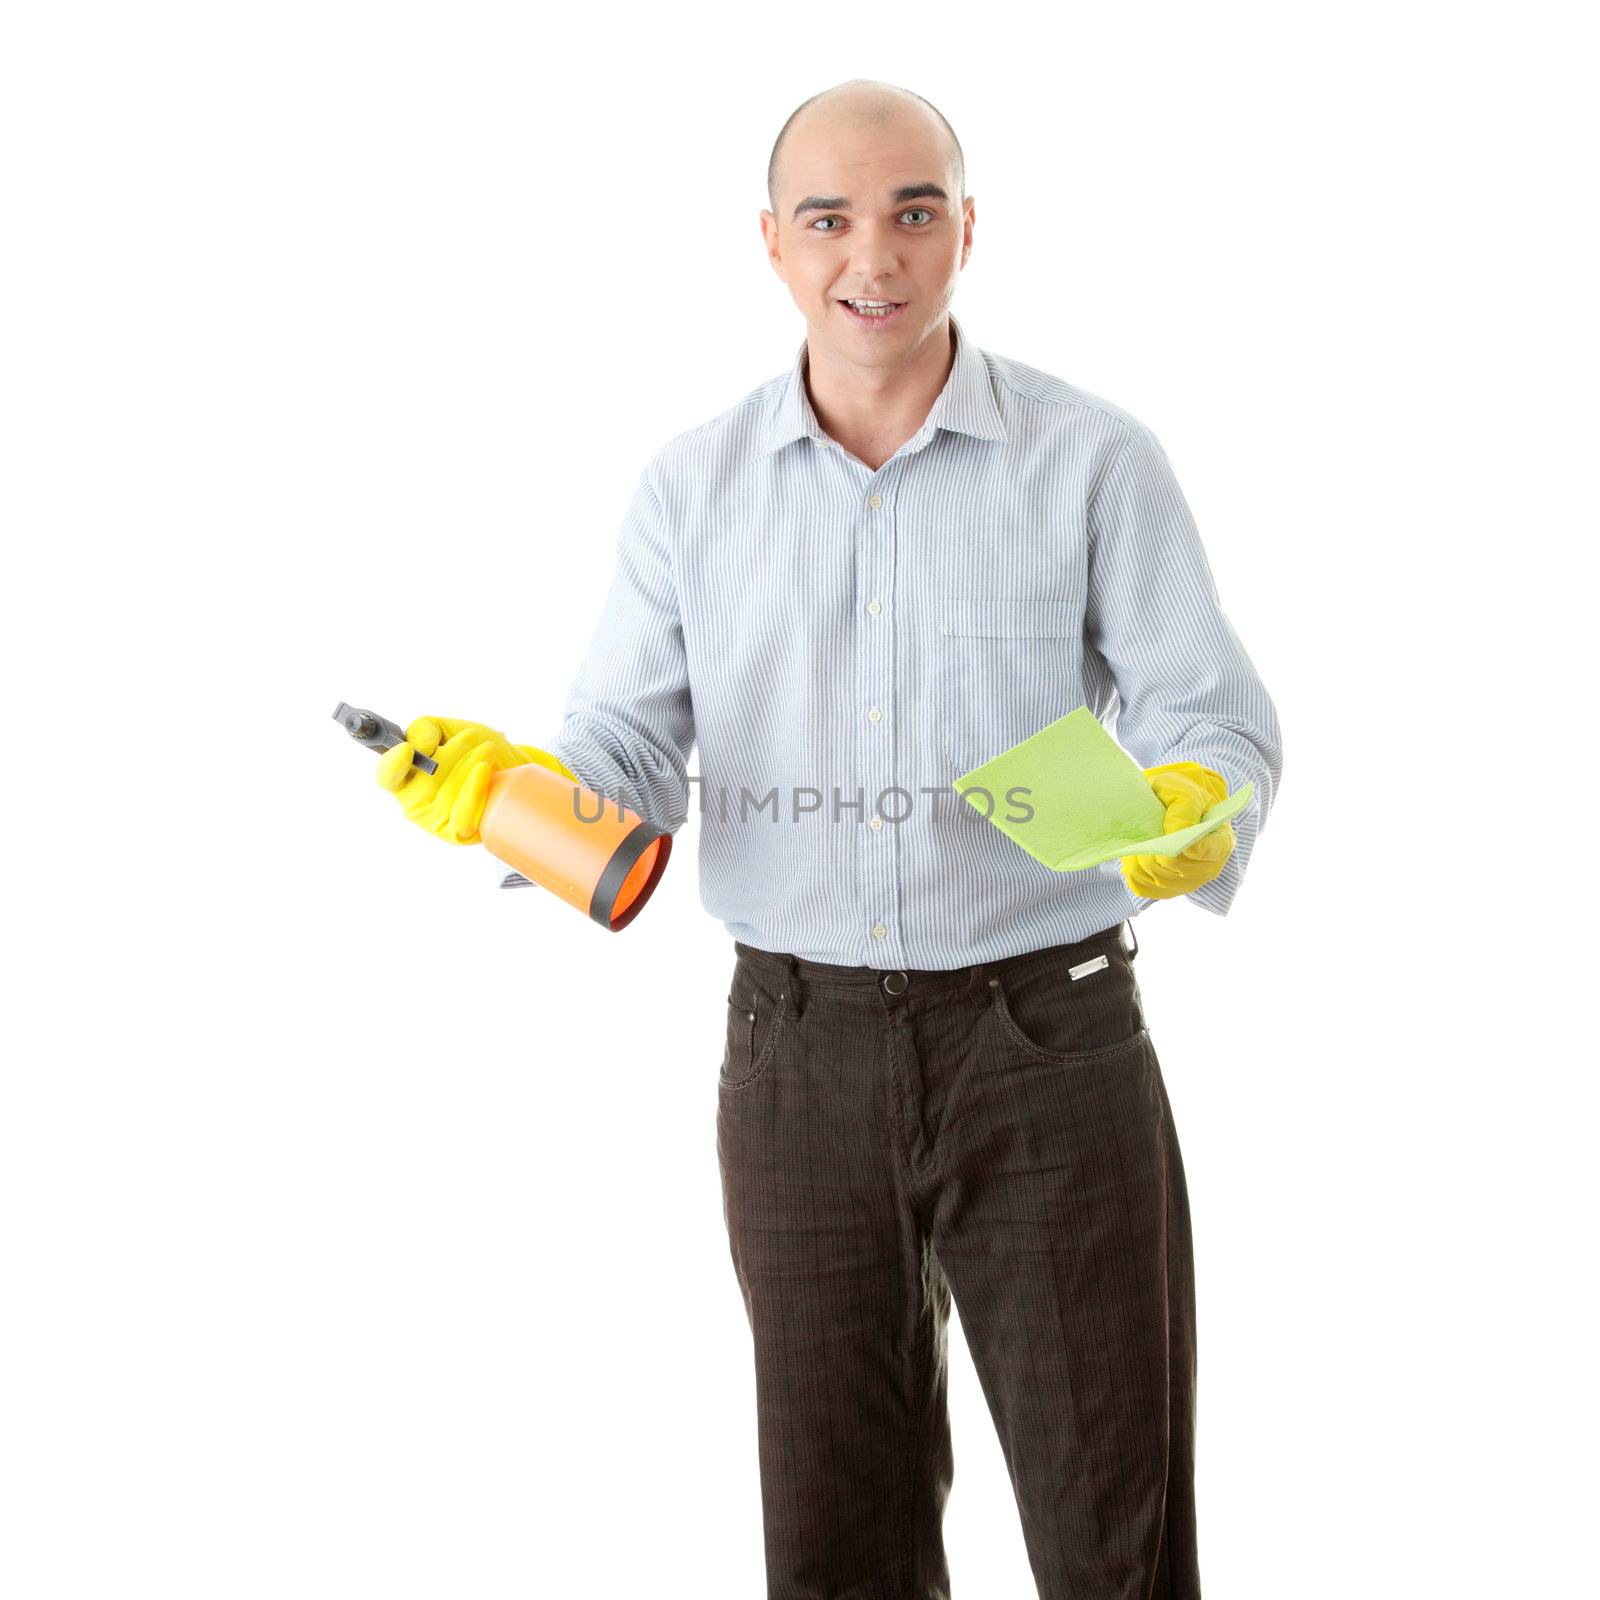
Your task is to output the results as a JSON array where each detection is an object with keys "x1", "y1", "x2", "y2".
[{"x1": 589, "y1": 822, "x2": 672, "y2": 930}]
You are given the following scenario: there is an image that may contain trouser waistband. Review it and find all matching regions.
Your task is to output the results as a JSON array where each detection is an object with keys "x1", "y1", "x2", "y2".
[{"x1": 733, "y1": 920, "x2": 1137, "y2": 1007}]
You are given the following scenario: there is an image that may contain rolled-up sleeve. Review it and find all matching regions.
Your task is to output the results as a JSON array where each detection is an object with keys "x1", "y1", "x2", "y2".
[
  {"x1": 1085, "y1": 423, "x2": 1283, "y2": 915},
  {"x1": 552, "y1": 464, "x2": 695, "y2": 833}
]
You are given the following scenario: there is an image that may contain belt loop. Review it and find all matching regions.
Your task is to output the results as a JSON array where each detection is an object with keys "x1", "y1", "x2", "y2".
[
  {"x1": 964, "y1": 958, "x2": 988, "y2": 1004},
  {"x1": 1122, "y1": 919, "x2": 1139, "y2": 962},
  {"x1": 784, "y1": 952, "x2": 803, "y2": 1018}
]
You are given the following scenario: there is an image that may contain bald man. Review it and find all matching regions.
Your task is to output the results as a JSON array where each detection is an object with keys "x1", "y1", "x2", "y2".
[
  {"x1": 759, "y1": 83, "x2": 975, "y2": 474},
  {"x1": 388, "y1": 75, "x2": 1280, "y2": 1600}
]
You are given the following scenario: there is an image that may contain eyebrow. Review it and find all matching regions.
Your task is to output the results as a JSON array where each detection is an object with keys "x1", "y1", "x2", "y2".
[{"x1": 791, "y1": 182, "x2": 949, "y2": 221}]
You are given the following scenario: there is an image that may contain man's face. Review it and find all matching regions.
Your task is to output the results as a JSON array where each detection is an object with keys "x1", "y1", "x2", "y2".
[{"x1": 761, "y1": 111, "x2": 973, "y2": 372}]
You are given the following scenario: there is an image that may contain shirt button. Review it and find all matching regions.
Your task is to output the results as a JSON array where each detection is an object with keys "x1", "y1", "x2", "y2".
[
  {"x1": 867, "y1": 707, "x2": 882, "y2": 723},
  {"x1": 868, "y1": 494, "x2": 882, "y2": 509},
  {"x1": 872, "y1": 923, "x2": 888, "y2": 939},
  {"x1": 869, "y1": 814, "x2": 883, "y2": 831},
  {"x1": 866, "y1": 599, "x2": 882, "y2": 615},
  {"x1": 812, "y1": 436, "x2": 828, "y2": 447}
]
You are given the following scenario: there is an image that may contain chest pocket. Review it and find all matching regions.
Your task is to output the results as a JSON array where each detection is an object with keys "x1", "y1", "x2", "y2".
[{"x1": 937, "y1": 597, "x2": 1083, "y2": 778}]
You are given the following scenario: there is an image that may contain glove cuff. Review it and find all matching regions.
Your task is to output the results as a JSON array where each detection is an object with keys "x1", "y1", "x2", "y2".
[{"x1": 514, "y1": 743, "x2": 578, "y2": 785}]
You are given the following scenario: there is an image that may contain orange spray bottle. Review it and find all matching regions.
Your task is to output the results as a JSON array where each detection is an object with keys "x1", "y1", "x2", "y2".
[{"x1": 334, "y1": 702, "x2": 672, "y2": 931}]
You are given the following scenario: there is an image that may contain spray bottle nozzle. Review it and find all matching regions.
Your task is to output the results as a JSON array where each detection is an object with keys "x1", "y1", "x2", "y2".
[{"x1": 332, "y1": 701, "x2": 439, "y2": 774}]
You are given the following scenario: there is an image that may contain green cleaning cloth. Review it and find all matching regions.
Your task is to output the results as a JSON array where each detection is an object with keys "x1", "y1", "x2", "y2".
[{"x1": 950, "y1": 705, "x2": 1255, "y2": 871}]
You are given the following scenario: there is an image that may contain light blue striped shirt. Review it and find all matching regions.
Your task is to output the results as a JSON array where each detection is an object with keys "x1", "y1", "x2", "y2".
[{"x1": 553, "y1": 313, "x2": 1282, "y2": 969}]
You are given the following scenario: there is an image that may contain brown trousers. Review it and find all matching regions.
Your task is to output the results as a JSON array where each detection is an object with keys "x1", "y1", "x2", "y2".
[{"x1": 715, "y1": 921, "x2": 1199, "y2": 1600}]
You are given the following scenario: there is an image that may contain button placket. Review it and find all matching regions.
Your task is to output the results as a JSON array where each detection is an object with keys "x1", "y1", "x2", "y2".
[{"x1": 857, "y1": 464, "x2": 901, "y2": 961}]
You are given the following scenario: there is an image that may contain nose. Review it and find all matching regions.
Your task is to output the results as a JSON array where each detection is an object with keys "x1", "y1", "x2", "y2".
[{"x1": 845, "y1": 220, "x2": 905, "y2": 283}]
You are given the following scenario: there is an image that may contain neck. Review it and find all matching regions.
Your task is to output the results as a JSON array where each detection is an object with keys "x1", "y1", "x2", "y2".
[{"x1": 803, "y1": 316, "x2": 957, "y2": 460}]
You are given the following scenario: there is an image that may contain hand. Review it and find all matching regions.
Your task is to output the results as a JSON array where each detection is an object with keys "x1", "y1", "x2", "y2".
[
  {"x1": 1119, "y1": 761, "x2": 1235, "y2": 900},
  {"x1": 375, "y1": 715, "x2": 531, "y2": 845}
]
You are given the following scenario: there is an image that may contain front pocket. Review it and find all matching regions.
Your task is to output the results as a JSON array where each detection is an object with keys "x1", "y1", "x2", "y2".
[
  {"x1": 720, "y1": 989, "x2": 787, "y2": 1091},
  {"x1": 937, "y1": 597, "x2": 1084, "y2": 777},
  {"x1": 986, "y1": 949, "x2": 1147, "y2": 1063}
]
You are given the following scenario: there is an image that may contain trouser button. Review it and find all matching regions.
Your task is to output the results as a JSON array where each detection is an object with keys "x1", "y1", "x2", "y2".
[{"x1": 882, "y1": 970, "x2": 908, "y2": 994}]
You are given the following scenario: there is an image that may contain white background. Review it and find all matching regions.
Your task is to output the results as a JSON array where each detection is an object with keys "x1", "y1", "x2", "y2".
[{"x1": 3, "y1": 3, "x2": 1594, "y2": 1595}]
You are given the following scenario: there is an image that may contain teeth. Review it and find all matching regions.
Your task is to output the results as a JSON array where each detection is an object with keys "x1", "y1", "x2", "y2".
[{"x1": 847, "y1": 299, "x2": 896, "y2": 307}]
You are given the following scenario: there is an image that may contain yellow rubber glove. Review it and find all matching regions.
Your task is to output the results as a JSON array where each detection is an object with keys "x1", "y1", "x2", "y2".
[
  {"x1": 375, "y1": 716, "x2": 574, "y2": 845},
  {"x1": 1119, "y1": 761, "x2": 1236, "y2": 900},
  {"x1": 512, "y1": 744, "x2": 578, "y2": 785}
]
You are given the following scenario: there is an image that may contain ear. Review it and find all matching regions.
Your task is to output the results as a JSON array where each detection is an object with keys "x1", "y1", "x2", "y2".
[{"x1": 760, "y1": 210, "x2": 784, "y2": 277}]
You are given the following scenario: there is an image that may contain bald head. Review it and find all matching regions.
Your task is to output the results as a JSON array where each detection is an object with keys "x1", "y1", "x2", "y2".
[{"x1": 767, "y1": 79, "x2": 965, "y2": 218}]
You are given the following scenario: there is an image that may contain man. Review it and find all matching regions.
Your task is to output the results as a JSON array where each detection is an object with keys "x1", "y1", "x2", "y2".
[{"x1": 379, "y1": 78, "x2": 1281, "y2": 1600}]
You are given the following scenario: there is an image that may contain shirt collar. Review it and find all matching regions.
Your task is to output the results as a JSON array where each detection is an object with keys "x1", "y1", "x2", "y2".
[{"x1": 753, "y1": 311, "x2": 1008, "y2": 459}]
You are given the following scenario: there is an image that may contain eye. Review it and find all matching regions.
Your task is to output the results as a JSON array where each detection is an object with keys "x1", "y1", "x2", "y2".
[{"x1": 809, "y1": 208, "x2": 937, "y2": 233}]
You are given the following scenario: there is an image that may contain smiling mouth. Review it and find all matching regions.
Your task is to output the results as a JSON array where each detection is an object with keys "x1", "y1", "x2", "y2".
[{"x1": 838, "y1": 298, "x2": 908, "y2": 321}]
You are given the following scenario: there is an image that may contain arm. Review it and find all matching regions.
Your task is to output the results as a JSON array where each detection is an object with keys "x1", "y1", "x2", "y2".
[
  {"x1": 1085, "y1": 423, "x2": 1283, "y2": 914},
  {"x1": 549, "y1": 464, "x2": 695, "y2": 833}
]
